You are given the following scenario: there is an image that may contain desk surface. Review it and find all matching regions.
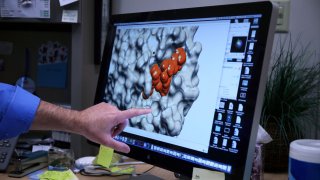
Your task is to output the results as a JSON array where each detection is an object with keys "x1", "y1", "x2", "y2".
[{"x1": 0, "y1": 163, "x2": 288, "y2": 180}]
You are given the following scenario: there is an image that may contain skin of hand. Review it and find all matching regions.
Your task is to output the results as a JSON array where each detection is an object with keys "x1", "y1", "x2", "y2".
[
  {"x1": 31, "y1": 101, "x2": 151, "y2": 153},
  {"x1": 78, "y1": 103, "x2": 152, "y2": 153}
]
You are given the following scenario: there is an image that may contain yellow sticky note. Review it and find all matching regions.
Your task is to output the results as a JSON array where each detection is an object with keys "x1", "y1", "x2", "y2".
[
  {"x1": 39, "y1": 169, "x2": 78, "y2": 180},
  {"x1": 110, "y1": 166, "x2": 135, "y2": 174},
  {"x1": 95, "y1": 145, "x2": 114, "y2": 168},
  {"x1": 192, "y1": 168, "x2": 225, "y2": 180},
  {"x1": 111, "y1": 153, "x2": 122, "y2": 164}
]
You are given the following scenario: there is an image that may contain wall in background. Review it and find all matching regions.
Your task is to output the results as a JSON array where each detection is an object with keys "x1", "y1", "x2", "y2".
[
  {"x1": 112, "y1": 0, "x2": 263, "y2": 14},
  {"x1": 0, "y1": 1, "x2": 100, "y2": 158},
  {"x1": 0, "y1": 28, "x2": 72, "y2": 104},
  {"x1": 70, "y1": 0, "x2": 100, "y2": 158},
  {"x1": 112, "y1": 0, "x2": 320, "y2": 55}
]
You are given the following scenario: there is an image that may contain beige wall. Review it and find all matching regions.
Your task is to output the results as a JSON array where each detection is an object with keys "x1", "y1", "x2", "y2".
[
  {"x1": 70, "y1": 0, "x2": 100, "y2": 158},
  {"x1": 112, "y1": 0, "x2": 264, "y2": 14}
]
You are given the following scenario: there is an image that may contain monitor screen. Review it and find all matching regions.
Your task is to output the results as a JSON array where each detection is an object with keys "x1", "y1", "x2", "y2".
[{"x1": 95, "y1": 1, "x2": 277, "y2": 179}]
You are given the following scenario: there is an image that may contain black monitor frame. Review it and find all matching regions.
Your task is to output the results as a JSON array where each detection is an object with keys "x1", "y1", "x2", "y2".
[{"x1": 95, "y1": 1, "x2": 278, "y2": 179}]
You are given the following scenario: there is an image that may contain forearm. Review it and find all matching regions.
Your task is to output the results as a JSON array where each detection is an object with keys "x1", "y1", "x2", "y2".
[
  {"x1": 30, "y1": 101, "x2": 150, "y2": 153},
  {"x1": 30, "y1": 101, "x2": 84, "y2": 134}
]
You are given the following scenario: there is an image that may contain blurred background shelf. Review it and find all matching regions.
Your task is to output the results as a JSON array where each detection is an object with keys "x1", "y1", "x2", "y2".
[{"x1": 0, "y1": 0, "x2": 81, "y2": 24}]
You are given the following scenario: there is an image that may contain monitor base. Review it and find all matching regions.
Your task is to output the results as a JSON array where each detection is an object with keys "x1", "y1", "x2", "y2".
[
  {"x1": 128, "y1": 174, "x2": 164, "y2": 180},
  {"x1": 128, "y1": 173, "x2": 191, "y2": 180}
]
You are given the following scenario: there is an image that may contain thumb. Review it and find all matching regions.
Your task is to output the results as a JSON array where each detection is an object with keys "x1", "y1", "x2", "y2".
[{"x1": 106, "y1": 138, "x2": 130, "y2": 153}]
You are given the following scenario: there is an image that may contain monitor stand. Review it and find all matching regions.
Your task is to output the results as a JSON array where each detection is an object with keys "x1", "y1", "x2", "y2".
[
  {"x1": 128, "y1": 172, "x2": 190, "y2": 180},
  {"x1": 128, "y1": 174, "x2": 164, "y2": 180}
]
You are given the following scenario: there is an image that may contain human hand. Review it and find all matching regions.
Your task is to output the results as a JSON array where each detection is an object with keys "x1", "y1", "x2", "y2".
[{"x1": 78, "y1": 103, "x2": 151, "y2": 153}]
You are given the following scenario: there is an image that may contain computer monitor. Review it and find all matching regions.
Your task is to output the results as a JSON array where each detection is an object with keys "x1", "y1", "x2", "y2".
[{"x1": 94, "y1": 1, "x2": 278, "y2": 179}]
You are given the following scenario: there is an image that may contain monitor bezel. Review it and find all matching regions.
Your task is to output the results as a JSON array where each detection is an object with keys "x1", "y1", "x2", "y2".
[{"x1": 94, "y1": 1, "x2": 278, "y2": 179}]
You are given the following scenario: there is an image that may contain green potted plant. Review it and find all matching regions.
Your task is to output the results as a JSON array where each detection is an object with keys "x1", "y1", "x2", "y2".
[{"x1": 260, "y1": 36, "x2": 320, "y2": 172}]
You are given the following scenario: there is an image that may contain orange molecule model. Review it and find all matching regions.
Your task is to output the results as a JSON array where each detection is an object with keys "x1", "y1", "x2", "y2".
[{"x1": 142, "y1": 47, "x2": 186, "y2": 99}]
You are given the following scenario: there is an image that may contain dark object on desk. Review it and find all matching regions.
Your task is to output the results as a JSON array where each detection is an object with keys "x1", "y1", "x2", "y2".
[
  {"x1": 0, "y1": 136, "x2": 19, "y2": 171},
  {"x1": 8, "y1": 150, "x2": 48, "y2": 178},
  {"x1": 47, "y1": 146, "x2": 74, "y2": 171},
  {"x1": 129, "y1": 174, "x2": 164, "y2": 180}
]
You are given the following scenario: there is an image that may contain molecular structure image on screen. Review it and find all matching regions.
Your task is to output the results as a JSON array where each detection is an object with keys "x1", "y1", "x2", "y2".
[{"x1": 104, "y1": 26, "x2": 202, "y2": 136}]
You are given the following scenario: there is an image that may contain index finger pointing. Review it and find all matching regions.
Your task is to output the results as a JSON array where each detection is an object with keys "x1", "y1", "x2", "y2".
[{"x1": 117, "y1": 108, "x2": 152, "y2": 121}]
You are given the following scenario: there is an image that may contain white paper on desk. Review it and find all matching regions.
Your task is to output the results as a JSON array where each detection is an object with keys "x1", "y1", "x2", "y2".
[
  {"x1": 32, "y1": 145, "x2": 52, "y2": 152},
  {"x1": 0, "y1": 0, "x2": 50, "y2": 18},
  {"x1": 59, "y1": 0, "x2": 78, "y2": 6}
]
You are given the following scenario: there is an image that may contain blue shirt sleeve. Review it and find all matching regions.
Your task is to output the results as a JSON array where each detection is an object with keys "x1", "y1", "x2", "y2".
[{"x1": 0, "y1": 83, "x2": 40, "y2": 139}]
